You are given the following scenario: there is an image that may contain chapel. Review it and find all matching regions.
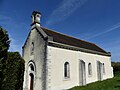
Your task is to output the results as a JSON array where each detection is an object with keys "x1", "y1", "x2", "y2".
[{"x1": 23, "y1": 11, "x2": 113, "y2": 90}]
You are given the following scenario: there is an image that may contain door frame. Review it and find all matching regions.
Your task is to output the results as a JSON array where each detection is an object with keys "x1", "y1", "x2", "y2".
[
  {"x1": 79, "y1": 60, "x2": 86, "y2": 86},
  {"x1": 97, "y1": 61, "x2": 103, "y2": 81}
]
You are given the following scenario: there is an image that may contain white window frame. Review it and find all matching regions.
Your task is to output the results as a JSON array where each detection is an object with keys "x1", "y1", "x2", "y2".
[{"x1": 88, "y1": 63, "x2": 92, "y2": 76}]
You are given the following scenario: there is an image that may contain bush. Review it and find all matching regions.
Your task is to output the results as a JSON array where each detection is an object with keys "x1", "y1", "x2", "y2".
[{"x1": 112, "y1": 62, "x2": 120, "y2": 75}]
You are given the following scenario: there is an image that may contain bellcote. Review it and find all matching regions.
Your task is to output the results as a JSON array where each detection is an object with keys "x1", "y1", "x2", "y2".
[{"x1": 31, "y1": 11, "x2": 41, "y2": 27}]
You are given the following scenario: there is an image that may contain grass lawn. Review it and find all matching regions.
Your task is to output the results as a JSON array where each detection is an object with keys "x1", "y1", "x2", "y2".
[{"x1": 69, "y1": 72, "x2": 120, "y2": 90}]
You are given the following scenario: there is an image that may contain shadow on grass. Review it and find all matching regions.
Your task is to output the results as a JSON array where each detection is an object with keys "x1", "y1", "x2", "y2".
[
  {"x1": 117, "y1": 80, "x2": 120, "y2": 82},
  {"x1": 114, "y1": 85, "x2": 120, "y2": 88}
]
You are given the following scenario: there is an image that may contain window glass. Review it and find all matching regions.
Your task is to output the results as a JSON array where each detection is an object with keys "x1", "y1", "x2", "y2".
[
  {"x1": 64, "y1": 62, "x2": 70, "y2": 78},
  {"x1": 88, "y1": 63, "x2": 92, "y2": 75},
  {"x1": 103, "y1": 63, "x2": 105, "y2": 74},
  {"x1": 31, "y1": 42, "x2": 34, "y2": 55}
]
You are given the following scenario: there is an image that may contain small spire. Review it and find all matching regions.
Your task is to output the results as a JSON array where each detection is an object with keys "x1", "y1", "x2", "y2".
[{"x1": 31, "y1": 11, "x2": 41, "y2": 27}]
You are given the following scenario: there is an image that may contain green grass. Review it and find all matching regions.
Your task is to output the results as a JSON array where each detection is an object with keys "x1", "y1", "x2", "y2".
[{"x1": 69, "y1": 72, "x2": 120, "y2": 90}]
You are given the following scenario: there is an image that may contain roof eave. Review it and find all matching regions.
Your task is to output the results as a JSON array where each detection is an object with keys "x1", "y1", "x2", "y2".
[
  {"x1": 48, "y1": 41, "x2": 111, "y2": 57},
  {"x1": 36, "y1": 26, "x2": 48, "y2": 39},
  {"x1": 22, "y1": 26, "x2": 48, "y2": 49}
]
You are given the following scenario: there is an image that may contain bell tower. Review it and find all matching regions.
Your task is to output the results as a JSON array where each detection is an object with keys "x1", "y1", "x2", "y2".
[{"x1": 31, "y1": 11, "x2": 41, "y2": 27}]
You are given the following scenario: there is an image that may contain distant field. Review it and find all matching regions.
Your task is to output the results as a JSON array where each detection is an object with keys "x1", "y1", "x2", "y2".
[{"x1": 69, "y1": 72, "x2": 120, "y2": 90}]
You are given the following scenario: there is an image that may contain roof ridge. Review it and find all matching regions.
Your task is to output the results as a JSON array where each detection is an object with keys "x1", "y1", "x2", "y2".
[{"x1": 41, "y1": 27, "x2": 95, "y2": 45}]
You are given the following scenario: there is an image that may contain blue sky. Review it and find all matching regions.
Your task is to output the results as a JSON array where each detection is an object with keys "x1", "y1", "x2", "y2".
[{"x1": 0, "y1": 0, "x2": 120, "y2": 62}]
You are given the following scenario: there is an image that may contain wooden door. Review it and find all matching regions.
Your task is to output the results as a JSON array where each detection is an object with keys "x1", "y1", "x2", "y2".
[
  {"x1": 79, "y1": 60, "x2": 86, "y2": 86},
  {"x1": 30, "y1": 73, "x2": 34, "y2": 90}
]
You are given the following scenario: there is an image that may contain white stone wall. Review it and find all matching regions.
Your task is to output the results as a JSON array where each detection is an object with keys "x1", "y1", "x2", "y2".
[
  {"x1": 47, "y1": 46, "x2": 113, "y2": 90},
  {"x1": 23, "y1": 29, "x2": 46, "y2": 90}
]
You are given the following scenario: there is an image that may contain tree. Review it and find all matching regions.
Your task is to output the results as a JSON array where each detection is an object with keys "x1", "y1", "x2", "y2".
[
  {"x1": 0, "y1": 27, "x2": 10, "y2": 89},
  {"x1": 0, "y1": 27, "x2": 10, "y2": 60},
  {"x1": 0, "y1": 27, "x2": 24, "y2": 90},
  {"x1": 1, "y1": 52, "x2": 25, "y2": 90}
]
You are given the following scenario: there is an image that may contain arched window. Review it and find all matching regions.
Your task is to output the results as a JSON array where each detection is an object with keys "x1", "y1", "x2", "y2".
[
  {"x1": 103, "y1": 63, "x2": 105, "y2": 74},
  {"x1": 28, "y1": 61, "x2": 35, "y2": 90},
  {"x1": 88, "y1": 63, "x2": 92, "y2": 75},
  {"x1": 29, "y1": 64, "x2": 34, "y2": 71},
  {"x1": 31, "y1": 42, "x2": 34, "y2": 55},
  {"x1": 64, "y1": 62, "x2": 70, "y2": 78}
]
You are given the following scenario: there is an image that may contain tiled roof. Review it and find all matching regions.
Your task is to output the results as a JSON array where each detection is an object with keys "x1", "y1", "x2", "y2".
[{"x1": 41, "y1": 27, "x2": 109, "y2": 54}]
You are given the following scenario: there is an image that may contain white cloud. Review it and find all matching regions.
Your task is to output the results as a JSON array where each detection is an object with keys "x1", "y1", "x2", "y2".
[
  {"x1": 0, "y1": 13, "x2": 27, "y2": 55},
  {"x1": 46, "y1": 0, "x2": 88, "y2": 26},
  {"x1": 9, "y1": 35, "x2": 22, "y2": 54},
  {"x1": 0, "y1": 14, "x2": 12, "y2": 25},
  {"x1": 85, "y1": 23, "x2": 120, "y2": 40},
  {"x1": 109, "y1": 45, "x2": 120, "y2": 62},
  {"x1": 0, "y1": 14, "x2": 11, "y2": 21}
]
